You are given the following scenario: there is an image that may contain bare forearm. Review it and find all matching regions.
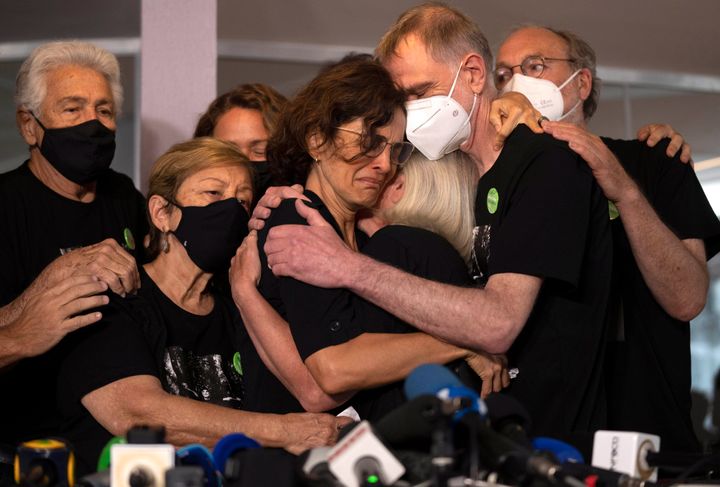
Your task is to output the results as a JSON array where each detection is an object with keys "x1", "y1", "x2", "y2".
[
  {"x1": 307, "y1": 332, "x2": 467, "y2": 394},
  {"x1": 617, "y1": 190, "x2": 709, "y2": 320},
  {"x1": 86, "y1": 384, "x2": 288, "y2": 449},
  {"x1": 339, "y1": 254, "x2": 537, "y2": 353},
  {"x1": 233, "y1": 284, "x2": 351, "y2": 412}
]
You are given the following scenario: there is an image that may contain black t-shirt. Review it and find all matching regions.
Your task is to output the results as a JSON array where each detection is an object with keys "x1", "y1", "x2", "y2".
[
  {"x1": 350, "y1": 225, "x2": 473, "y2": 420},
  {"x1": 54, "y1": 268, "x2": 254, "y2": 474},
  {"x1": 602, "y1": 137, "x2": 720, "y2": 452},
  {"x1": 250, "y1": 190, "x2": 367, "y2": 414},
  {"x1": 0, "y1": 162, "x2": 147, "y2": 455},
  {"x1": 471, "y1": 125, "x2": 613, "y2": 442}
]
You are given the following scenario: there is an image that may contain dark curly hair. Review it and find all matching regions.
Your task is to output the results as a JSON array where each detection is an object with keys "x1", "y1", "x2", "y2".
[
  {"x1": 193, "y1": 83, "x2": 288, "y2": 138},
  {"x1": 267, "y1": 53, "x2": 407, "y2": 185}
]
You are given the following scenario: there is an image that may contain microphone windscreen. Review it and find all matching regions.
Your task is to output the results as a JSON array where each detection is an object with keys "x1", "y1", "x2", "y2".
[
  {"x1": 176, "y1": 444, "x2": 219, "y2": 487},
  {"x1": 404, "y1": 364, "x2": 462, "y2": 400},
  {"x1": 532, "y1": 437, "x2": 585, "y2": 464},
  {"x1": 375, "y1": 394, "x2": 443, "y2": 446},
  {"x1": 212, "y1": 433, "x2": 260, "y2": 474}
]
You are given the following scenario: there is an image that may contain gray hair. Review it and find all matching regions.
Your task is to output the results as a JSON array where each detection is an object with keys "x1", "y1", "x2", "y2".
[
  {"x1": 504, "y1": 25, "x2": 600, "y2": 120},
  {"x1": 376, "y1": 2, "x2": 494, "y2": 82},
  {"x1": 15, "y1": 40, "x2": 123, "y2": 117}
]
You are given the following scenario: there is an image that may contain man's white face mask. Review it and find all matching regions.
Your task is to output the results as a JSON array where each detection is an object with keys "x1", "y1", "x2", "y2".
[
  {"x1": 501, "y1": 69, "x2": 582, "y2": 121},
  {"x1": 405, "y1": 62, "x2": 478, "y2": 161}
]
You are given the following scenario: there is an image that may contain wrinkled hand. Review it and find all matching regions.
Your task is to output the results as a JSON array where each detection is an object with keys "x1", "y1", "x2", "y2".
[
  {"x1": 265, "y1": 200, "x2": 355, "y2": 288},
  {"x1": 543, "y1": 121, "x2": 640, "y2": 203},
  {"x1": 229, "y1": 231, "x2": 261, "y2": 302},
  {"x1": 490, "y1": 91, "x2": 544, "y2": 150},
  {"x1": 281, "y1": 412, "x2": 354, "y2": 455},
  {"x1": 465, "y1": 351, "x2": 510, "y2": 398},
  {"x1": 45, "y1": 238, "x2": 140, "y2": 297},
  {"x1": 637, "y1": 123, "x2": 692, "y2": 164},
  {"x1": 9, "y1": 275, "x2": 109, "y2": 358},
  {"x1": 249, "y1": 184, "x2": 307, "y2": 231}
]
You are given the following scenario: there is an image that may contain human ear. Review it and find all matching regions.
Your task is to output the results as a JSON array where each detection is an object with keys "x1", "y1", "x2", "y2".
[
  {"x1": 463, "y1": 53, "x2": 488, "y2": 95},
  {"x1": 148, "y1": 195, "x2": 174, "y2": 232},
  {"x1": 16, "y1": 110, "x2": 39, "y2": 147},
  {"x1": 577, "y1": 68, "x2": 593, "y2": 102}
]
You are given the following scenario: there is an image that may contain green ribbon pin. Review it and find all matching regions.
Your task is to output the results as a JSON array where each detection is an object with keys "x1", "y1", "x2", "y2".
[{"x1": 487, "y1": 188, "x2": 499, "y2": 214}]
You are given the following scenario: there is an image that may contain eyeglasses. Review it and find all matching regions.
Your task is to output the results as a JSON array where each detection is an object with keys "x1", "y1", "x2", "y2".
[
  {"x1": 335, "y1": 127, "x2": 414, "y2": 167},
  {"x1": 493, "y1": 55, "x2": 576, "y2": 89}
]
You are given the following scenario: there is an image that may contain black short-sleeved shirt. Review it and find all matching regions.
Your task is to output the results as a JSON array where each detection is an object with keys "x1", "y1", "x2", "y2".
[
  {"x1": 601, "y1": 137, "x2": 720, "y2": 452},
  {"x1": 0, "y1": 162, "x2": 148, "y2": 454},
  {"x1": 350, "y1": 225, "x2": 473, "y2": 419},
  {"x1": 471, "y1": 125, "x2": 613, "y2": 441},
  {"x1": 54, "y1": 268, "x2": 254, "y2": 474},
  {"x1": 249, "y1": 190, "x2": 367, "y2": 414}
]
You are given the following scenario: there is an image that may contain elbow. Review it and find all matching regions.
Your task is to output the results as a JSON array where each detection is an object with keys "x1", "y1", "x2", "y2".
[
  {"x1": 476, "y1": 316, "x2": 523, "y2": 355},
  {"x1": 95, "y1": 395, "x2": 163, "y2": 437},
  {"x1": 297, "y1": 388, "x2": 336, "y2": 413},
  {"x1": 308, "y1": 358, "x2": 353, "y2": 396},
  {"x1": 669, "y1": 295, "x2": 707, "y2": 322}
]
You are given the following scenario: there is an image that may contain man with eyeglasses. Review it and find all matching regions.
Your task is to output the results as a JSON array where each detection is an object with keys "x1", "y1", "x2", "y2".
[{"x1": 496, "y1": 25, "x2": 720, "y2": 453}]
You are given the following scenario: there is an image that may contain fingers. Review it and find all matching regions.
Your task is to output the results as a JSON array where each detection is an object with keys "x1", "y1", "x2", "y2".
[
  {"x1": 666, "y1": 134, "x2": 693, "y2": 164},
  {"x1": 501, "y1": 369, "x2": 511, "y2": 389},
  {"x1": 480, "y1": 374, "x2": 492, "y2": 399},
  {"x1": 63, "y1": 311, "x2": 104, "y2": 333},
  {"x1": 636, "y1": 125, "x2": 650, "y2": 142},
  {"x1": 81, "y1": 240, "x2": 140, "y2": 296},
  {"x1": 492, "y1": 109, "x2": 517, "y2": 151},
  {"x1": 645, "y1": 123, "x2": 674, "y2": 148},
  {"x1": 295, "y1": 200, "x2": 331, "y2": 227},
  {"x1": 336, "y1": 415, "x2": 354, "y2": 429},
  {"x1": 680, "y1": 146, "x2": 693, "y2": 165},
  {"x1": 54, "y1": 276, "x2": 108, "y2": 302},
  {"x1": 249, "y1": 207, "x2": 270, "y2": 231},
  {"x1": 61, "y1": 295, "x2": 109, "y2": 319}
]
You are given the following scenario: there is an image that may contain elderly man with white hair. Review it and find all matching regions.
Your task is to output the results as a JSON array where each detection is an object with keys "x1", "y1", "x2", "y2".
[{"x1": 0, "y1": 41, "x2": 146, "y2": 450}]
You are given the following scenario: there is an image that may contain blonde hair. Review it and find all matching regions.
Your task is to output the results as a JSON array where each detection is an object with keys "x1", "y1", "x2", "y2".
[
  {"x1": 379, "y1": 151, "x2": 477, "y2": 263},
  {"x1": 146, "y1": 137, "x2": 253, "y2": 260}
]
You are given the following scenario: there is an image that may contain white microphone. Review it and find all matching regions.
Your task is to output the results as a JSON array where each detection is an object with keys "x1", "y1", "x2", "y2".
[
  {"x1": 327, "y1": 420, "x2": 405, "y2": 487},
  {"x1": 591, "y1": 430, "x2": 660, "y2": 482}
]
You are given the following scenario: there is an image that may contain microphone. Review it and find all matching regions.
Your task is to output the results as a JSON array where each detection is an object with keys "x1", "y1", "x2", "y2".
[
  {"x1": 14, "y1": 439, "x2": 75, "y2": 487},
  {"x1": 164, "y1": 466, "x2": 204, "y2": 487},
  {"x1": 405, "y1": 364, "x2": 588, "y2": 487},
  {"x1": 533, "y1": 436, "x2": 659, "y2": 487},
  {"x1": 110, "y1": 426, "x2": 175, "y2": 487},
  {"x1": 591, "y1": 431, "x2": 660, "y2": 482},
  {"x1": 211, "y1": 433, "x2": 259, "y2": 482},
  {"x1": 374, "y1": 394, "x2": 444, "y2": 447},
  {"x1": 326, "y1": 421, "x2": 405, "y2": 487},
  {"x1": 532, "y1": 437, "x2": 585, "y2": 464},
  {"x1": 404, "y1": 364, "x2": 487, "y2": 421},
  {"x1": 175, "y1": 444, "x2": 220, "y2": 487},
  {"x1": 298, "y1": 447, "x2": 341, "y2": 487},
  {"x1": 485, "y1": 393, "x2": 534, "y2": 449}
]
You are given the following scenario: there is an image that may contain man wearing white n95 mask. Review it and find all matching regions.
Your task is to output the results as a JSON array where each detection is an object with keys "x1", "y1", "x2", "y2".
[
  {"x1": 496, "y1": 26, "x2": 720, "y2": 453},
  {"x1": 261, "y1": 3, "x2": 614, "y2": 450}
]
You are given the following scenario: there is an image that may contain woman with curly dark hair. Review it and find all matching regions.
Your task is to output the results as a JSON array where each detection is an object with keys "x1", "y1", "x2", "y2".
[{"x1": 229, "y1": 54, "x2": 491, "y2": 419}]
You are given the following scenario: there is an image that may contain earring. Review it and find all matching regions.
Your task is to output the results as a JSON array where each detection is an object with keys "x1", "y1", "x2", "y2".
[{"x1": 160, "y1": 232, "x2": 169, "y2": 253}]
